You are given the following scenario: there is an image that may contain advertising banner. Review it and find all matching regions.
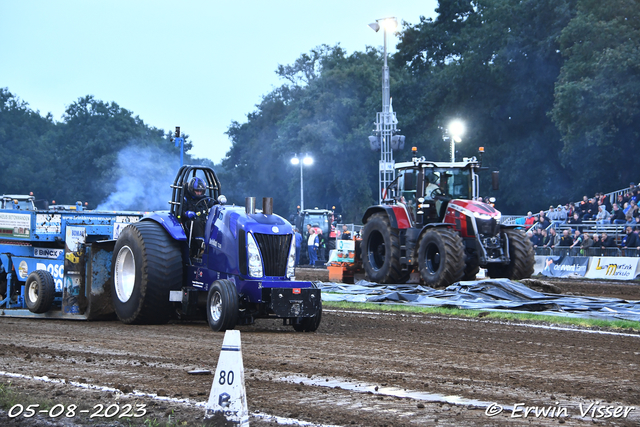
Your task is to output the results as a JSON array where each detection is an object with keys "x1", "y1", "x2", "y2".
[
  {"x1": 585, "y1": 257, "x2": 640, "y2": 280},
  {"x1": 0, "y1": 212, "x2": 31, "y2": 238},
  {"x1": 35, "y1": 213, "x2": 62, "y2": 234},
  {"x1": 540, "y1": 256, "x2": 589, "y2": 278},
  {"x1": 328, "y1": 239, "x2": 355, "y2": 264}
]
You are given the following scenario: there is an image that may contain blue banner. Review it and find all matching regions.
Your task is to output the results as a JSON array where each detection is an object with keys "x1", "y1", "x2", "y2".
[{"x1": 541, "y1": 256, "x2": 589, "y2": 278}]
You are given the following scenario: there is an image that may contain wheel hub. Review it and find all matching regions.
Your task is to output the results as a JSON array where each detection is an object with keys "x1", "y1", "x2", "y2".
[
  {"x1": 367, "y1": 231, "x2": 386, "y2": 271},
  {"x1": 209, "y1": 291, "x2": 222, "y2": 322},
  {"x1": 114, "y1": 246, "x2": 135, "y2": 303},
  {"x1": 425, "y1": 243, "x2": 441, "y2": 273},
  {"x1": 27, "y1": 281, "x2": 38, "y2": 303}
]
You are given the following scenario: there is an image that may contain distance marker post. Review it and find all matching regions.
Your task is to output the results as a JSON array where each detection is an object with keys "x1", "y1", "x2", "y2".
[{"x1": 204, "y1": 330, "x2": 249, "y2": 426}]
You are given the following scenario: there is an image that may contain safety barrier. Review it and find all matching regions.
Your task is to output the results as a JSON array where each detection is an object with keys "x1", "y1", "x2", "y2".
[
  {"x1": 534, "y1": 247, "x2": 640, "y2": 257},
  {"x1": 533, "y1": 255, "x2": 640, "y2": 281}
]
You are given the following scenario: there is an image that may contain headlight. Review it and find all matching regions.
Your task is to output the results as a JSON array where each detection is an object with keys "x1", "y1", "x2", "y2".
[
  {"x1": 473, "y1": 211, "x2": 495, "y2": 220},
  {"x1": 287, "y1": 236, "x2": 296, "y2": 279},
  {"x1": 247, "y1": 232, "x2": 263, "y2": 278}
]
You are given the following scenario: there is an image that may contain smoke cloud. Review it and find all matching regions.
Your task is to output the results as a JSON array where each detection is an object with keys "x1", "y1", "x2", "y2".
[{"x1": 96, "y1": 145, "x2": 178, "y2": 212}]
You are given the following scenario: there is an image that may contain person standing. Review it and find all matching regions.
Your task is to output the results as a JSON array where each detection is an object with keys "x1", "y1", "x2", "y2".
[
  {"x1": 558, "y1": 230, "x2": 573, "y2": 247},
  {"x1": 294, "y1": 228, "x2": 302, "y2": 266},
  {"x1": 307, "y1": 228, "x2": 319, "y2": 266},
  {"x1": 544, "y1": 227, "x2": 559, "y2": 248},
  {"x1": 341, "y1": 224, "x2": 352, "y2": 240},
  {"x1": 622, "y1": 226, "x2": 640, "y2": 255},
  {"x1": 569, "y1": 230, "x2": 583, "y2": 255},
  {"x1": 580, "y1": 232, "x2": 594, "y2": 256},
  {"x1": 600, "y1": 232, "x2": 617, "y2": 250}
]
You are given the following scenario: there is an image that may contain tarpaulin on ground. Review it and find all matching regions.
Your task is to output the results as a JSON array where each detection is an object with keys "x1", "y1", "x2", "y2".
[{"x1": 318, "y1": 279, "x2": 640, "y2": 322}]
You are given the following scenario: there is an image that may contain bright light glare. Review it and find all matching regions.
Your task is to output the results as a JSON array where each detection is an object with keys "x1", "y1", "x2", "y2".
[
  {"x1": 381, "y1": 18, "x2": 398, "y2": 32},
  {"x1": 303, "y1": 156, "x2": 313, "y2": 166},
  {"x1": 449, "y1": 120, "x2": 465, "y2": 142},
  {"x1": 291, "y1": 157, "x2": 300, "y2": 165}
]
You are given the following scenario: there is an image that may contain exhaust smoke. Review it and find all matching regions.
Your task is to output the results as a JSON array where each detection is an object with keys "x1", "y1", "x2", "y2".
[{"x1": 97, "y1": 145, "x2": 177, "y2": 211}]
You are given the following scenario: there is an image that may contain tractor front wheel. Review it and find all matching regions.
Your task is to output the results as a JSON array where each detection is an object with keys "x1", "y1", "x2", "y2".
[
  {"x1": 487, "y1": 229, "x2": 535, "y2": 280},
  {"x1": 206, "y1": 279, "x2": 239, "y2": 332},
  {"x1": 418, "y1": 229, "x2": 465, "y2": 288}
]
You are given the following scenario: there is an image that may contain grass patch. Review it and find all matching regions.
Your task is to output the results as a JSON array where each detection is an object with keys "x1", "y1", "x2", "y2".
[
  {"x1": 0, "y1": 381, "x2": 59, "y2": 413},
  {"x1": 322, "y1": 299, "x2": 640, "y2": 332}
]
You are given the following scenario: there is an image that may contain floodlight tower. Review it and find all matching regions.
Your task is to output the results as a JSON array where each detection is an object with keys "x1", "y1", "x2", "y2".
[{"x1": 369, "y1": 17, "x2": 401, "y2": 204}]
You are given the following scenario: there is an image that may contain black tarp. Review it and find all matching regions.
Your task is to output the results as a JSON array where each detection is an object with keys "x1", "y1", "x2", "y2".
[{"x1": 318, "y1": 279, "x2": 640, "y2": 322}]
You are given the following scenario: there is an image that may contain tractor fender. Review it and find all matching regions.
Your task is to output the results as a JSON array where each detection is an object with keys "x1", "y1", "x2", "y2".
[
  {"x1": 139, "y1": 212, "x2": 187, "y2": 241},
  {"x1": 361, "y1": 205, "x2": 412, "y2": 229},
  {"x1": 416, "y1": 222, "x2": 456, "y2": 242}
]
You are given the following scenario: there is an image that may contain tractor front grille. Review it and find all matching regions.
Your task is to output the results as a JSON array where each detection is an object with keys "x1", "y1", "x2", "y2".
[
  {"x1": 254, "y1": 233, "x2": 292, "y2": 277},
  {"x1": 476, "y1": 217, "x2": 500, "y2": 236}
]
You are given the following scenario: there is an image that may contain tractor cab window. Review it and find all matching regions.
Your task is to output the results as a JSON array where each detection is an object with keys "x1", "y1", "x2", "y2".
[
  {"x1": 303, "y1": 214, "x2": 328, "y2": 236},
  {"x1": 424, "y1": 168, "x2": 471, "y2": 200}
]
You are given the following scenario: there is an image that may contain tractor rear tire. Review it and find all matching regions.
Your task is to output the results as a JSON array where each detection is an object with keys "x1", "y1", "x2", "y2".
[
  {"x1": 25, "y1": 270, "x2": 56, "y2": 314},
  {"x1": 111, "y1": 221, "x2": 183, "y2": 324},
  {"x1": 486, "y1": 229, "x2": 535, "y2": 280},
  {"x1": 361, "y1": 213, "x2": 407, "y2": 284},
  {"x1": 206, "y1": 279, "x2": 239, "y2": 332},
  {"x1": 418, "y1": 229, "x2": 465, "y2": 288},
  {"x1": 292, "y1": 301, "x2": 322, "y2": 332}
]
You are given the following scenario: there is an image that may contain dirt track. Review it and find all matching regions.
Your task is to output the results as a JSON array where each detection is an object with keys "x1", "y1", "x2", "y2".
[{"x1": 1, "y1": 277, "x2": 639, "y2": 426}]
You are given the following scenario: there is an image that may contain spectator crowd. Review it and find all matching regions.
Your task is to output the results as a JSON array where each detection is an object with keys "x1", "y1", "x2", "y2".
[{"x1": 524, "y1": 182, "x2": 640, "y2": 254}]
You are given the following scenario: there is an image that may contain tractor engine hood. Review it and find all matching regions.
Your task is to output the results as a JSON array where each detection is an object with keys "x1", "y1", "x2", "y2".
[
  {"x1": 214, "y1": 206, "x2": 293, "y2": 237},
  {"x1": 446, "y1": 199, "x2": 502, "y2": 221}
]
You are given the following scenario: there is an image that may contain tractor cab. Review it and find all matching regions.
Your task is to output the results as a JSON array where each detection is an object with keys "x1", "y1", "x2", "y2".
[
  {"x1": 169, "y1": 165, "x2": 225, "y2": 258},
  {"x1": 1, "y1": 194, "x2": 36, "y2": 211},
  {"x1": 391, "y1": 157, "x2": 479, "y2": 227}
]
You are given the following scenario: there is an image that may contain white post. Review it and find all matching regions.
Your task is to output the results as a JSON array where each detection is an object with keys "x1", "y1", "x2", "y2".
[
  {"x1": 300, "y1": 160, "x2": 304, "y2": 211},
  {"x1": 451, "y1": 138, "x2": 455, "y2": 163}
]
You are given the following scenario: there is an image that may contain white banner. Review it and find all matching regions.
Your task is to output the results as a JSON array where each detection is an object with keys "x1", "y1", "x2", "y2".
[
  {"x1": 585, "y1": 257, "x2": 640, "y2": 280},
  {"x1": 36, "y1": 213, "x2": 62, "y2": 234},
  {"x1": 0, "y1": 212, "x2": 31, "y2": 238}
]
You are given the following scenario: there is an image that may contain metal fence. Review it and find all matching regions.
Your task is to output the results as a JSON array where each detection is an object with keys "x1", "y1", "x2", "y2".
[{"x1": 534, "y1": 247, "x2": 640, "y2": 257}]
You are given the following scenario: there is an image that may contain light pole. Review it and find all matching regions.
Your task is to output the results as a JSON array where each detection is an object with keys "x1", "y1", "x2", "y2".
[
  {"x1": 369, "y1": 17, "x2": 400, "y2": 204},
  {"x1": 291, "y1": 154, "x2": 313, "y2": 211},
  {"x1": 448, "y1": 120, "x2": 465, "y2": 162}
]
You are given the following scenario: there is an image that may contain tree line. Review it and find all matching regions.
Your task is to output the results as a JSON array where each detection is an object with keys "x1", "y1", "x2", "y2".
[{"x1": 1, "y1": 0, "x2": 638, "y2": 221}]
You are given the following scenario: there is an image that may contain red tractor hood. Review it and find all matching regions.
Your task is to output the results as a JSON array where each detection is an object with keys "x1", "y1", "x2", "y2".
[{"x1": 447, "y1": 199, "x2": 501, "y2": 219}]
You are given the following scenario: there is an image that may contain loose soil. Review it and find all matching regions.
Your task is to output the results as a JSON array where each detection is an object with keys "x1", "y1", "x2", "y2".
[{"x1": 1, "y1": 273, "x2": 639, "y2": 426}]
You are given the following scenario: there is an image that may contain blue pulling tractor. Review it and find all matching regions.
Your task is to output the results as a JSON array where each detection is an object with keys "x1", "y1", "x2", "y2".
[{"x1": 0, "y1": 166, "x2": 321, "y2": 332}]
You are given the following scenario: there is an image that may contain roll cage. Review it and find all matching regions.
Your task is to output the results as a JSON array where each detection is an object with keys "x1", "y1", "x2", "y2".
[{"x1": 169, "y1": 165, "x2": 221, "y2": 220}]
